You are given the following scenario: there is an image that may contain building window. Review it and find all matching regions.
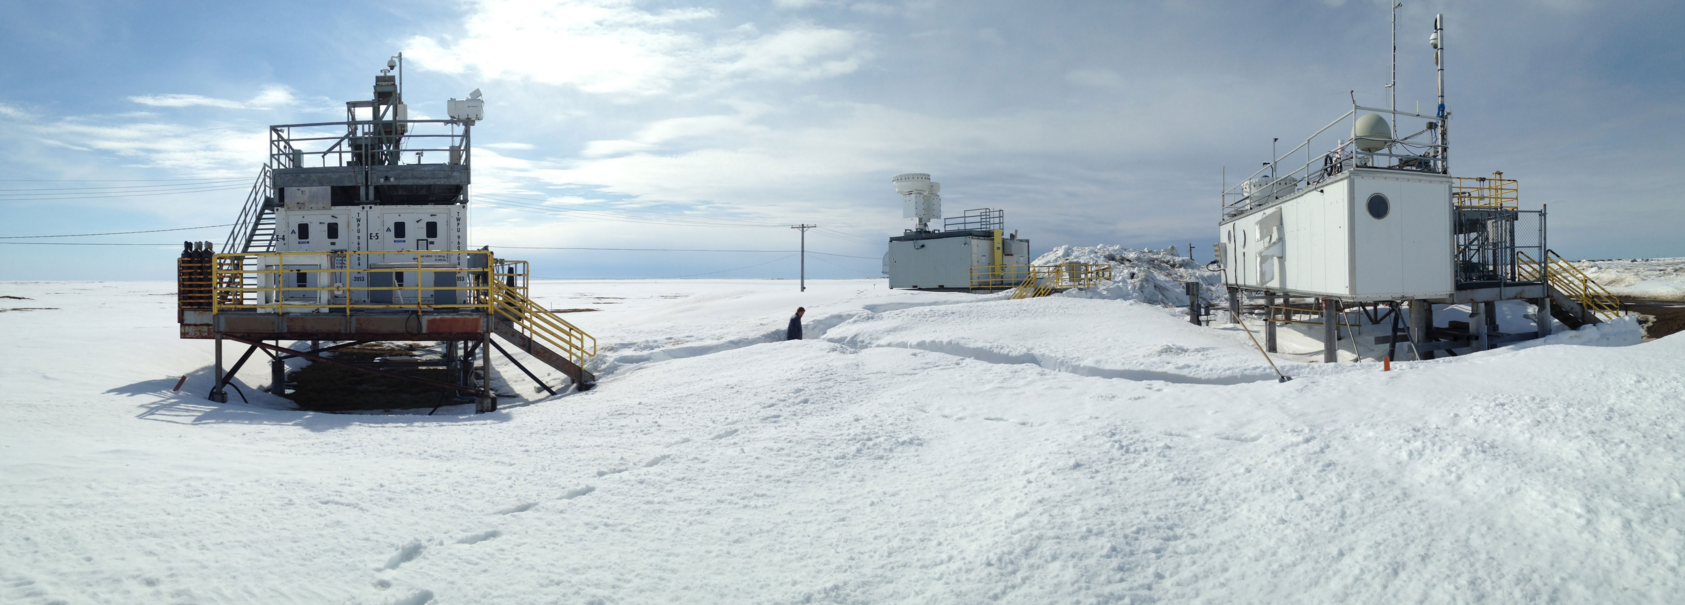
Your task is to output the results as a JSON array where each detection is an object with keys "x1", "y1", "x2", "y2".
[
  {"x1": 426, "y1": 221, "x2": 438, "y2": 239},
  {"x1": 394, "y1": 222, "x2": 406, "y2": 239},
  {"x1": 1367, "y1": 193, "x2": 1390, "y2": 220},
  {"x1": 327, "y1": 223, "x2": 339, "y2": 240},
  {"x1": 297, "y1": 223, "x2": 309, "y2": 240},
  {"x1": 295, "y1": 271, "x2": 307, "y2": 288}
]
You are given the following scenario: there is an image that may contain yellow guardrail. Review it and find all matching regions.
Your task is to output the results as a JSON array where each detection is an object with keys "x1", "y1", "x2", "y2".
[
  {"x1": 1518, "y1": 249, "x2": 1624, "y2": 322},
  {"x1": 1453, "y1": 171, "x2": 1519, "y2": 209},
  {"x1": 211, "y1": 249, "x2": 496, "y2": 315},
  {"x1": 998, "y1": 263, "x2": 1114, "y2": 300},
  {"x1": 207, "y1": 249, "x2": 596, "y2": 362},
  {"x1": 489, "y1": 278, "x2": 597, "y2": 366}
]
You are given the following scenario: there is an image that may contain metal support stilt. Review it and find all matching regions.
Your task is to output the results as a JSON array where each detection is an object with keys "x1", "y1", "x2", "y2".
[
  {"x1": 477, "y1": 329, "x2": 496, "y2": 413},
  {"x1": 1536, "y1": 297, "x2": 1552, "y2": 339},
  {"x1": 1264, "y1": 290, "x2": 1277, "y2": 353},
  {"x1": 211, "y1": 335, "x2": 228, "y2": 403},
  {"x1": 1322, "y1": 297, "x2": 1338, "y2": 363},
  {"x1": 1409, "y1": 300, "x2": 1434, "y2": 360},
  {"x1": 1228, "y1": 287, "x2": 1241, "y2": 324},
  {"x1": 1470, "y1": 302, "x2": 1489, "y2": 352},
  {"x1": 1186, "y1": 282, "x2": 1201, "y2": 326},
  {"x1": 269, "y1": 357, "x2": 287, "y2": 394}
]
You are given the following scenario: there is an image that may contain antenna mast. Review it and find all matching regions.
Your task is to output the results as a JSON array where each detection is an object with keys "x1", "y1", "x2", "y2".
[
  {"x1": 1391, "y1": 3, "x2": 1401, "y2": 136},
  {"x1": 1432, "y1": 13, "x2": 1447, "y2": 173}
]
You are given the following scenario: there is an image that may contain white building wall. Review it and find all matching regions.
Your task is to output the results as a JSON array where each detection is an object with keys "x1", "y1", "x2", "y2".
[
  {"x1": 1220, "y1": 169, "x2": 1451, "y2": 301},
  {"x1": 887, "y1": 237, "x2": 982, "y2": 289}
]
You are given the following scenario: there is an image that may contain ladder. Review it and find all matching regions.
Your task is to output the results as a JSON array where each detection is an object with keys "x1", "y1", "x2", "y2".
[{"x1": 1518, "y1": 249, "x2": 1624, "y2": 329}]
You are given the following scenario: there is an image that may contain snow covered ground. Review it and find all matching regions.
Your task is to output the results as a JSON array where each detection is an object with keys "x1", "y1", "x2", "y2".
[
  {"x1": 2, "y1": 274, "x2": 1682, "y2": 604},
  {"x1": 1570, "y1": 257, "x2": 1685, "y2": 301}
]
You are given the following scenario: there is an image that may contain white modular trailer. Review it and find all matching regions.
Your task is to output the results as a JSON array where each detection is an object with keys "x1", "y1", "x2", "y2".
[
  {"x1": 265, "y1": 203, "x2": 469, "y2": 306},
  {"x1": 885, "y1": 232, "x2": 1030, "y2": 290},
  {"x1": 1218, "y1": 168, "x2": 1453, "y2": 301}
]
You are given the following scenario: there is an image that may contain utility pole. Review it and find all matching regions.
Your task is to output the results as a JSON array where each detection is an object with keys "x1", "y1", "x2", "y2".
[{"x1": 791, "y1": 224, "x2": 816, "y2": 291}]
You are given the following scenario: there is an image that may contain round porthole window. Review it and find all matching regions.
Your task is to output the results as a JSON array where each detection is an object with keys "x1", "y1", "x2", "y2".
[{"x1": 1366, "y1": 193, "x2": 1390, "y2": 220}]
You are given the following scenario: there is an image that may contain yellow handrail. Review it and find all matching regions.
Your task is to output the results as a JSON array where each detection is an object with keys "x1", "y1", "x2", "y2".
[
  {"x1": 1452, "y1": 172, "x2": 1519, "y2": 209},
  {"x1": 488, "y1": 279, "x2": 597, "y2": 365},
  {"x1": 1002, "y1": 263, "x2": 1113, "y2": 300},
  {"x1": 1518, "y1": 249, "x2": 1624, "y2": 322}
]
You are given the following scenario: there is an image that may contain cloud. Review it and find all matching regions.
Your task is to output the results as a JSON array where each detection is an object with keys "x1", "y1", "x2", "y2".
[
  {"x1": 0, "y1": 102, "x2": 30, "y2": 119},
  {"x1": 481, "y1": 142, "x2": 537, "y2": 150},
  {"x1": 127, "y1": 85, "x2": 298, "y2": 110},
  {"x1": 405, "y1": 0, "x2": 866, "y2": 96}
]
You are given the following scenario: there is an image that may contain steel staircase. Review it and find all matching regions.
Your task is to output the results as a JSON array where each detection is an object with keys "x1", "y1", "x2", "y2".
[
  {"x1": 218, "y1": 166, "x2": 276, "y2": 305},
  {"x1": 1518, "y1": 249, "x2": 1625, "y2": 329},
  {"x1": 489, "y1": 280, "x2": 598, "y2": 390}
]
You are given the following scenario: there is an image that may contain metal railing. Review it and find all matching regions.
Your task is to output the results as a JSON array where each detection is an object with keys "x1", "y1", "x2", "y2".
[
  {"x1": 1453, "y1": 172, "x2": 1518, "y2": 209},
  {"x1": 270, "y1": 119, "x2": 471, "y2": 170},
  {"x1": 222, "y1": 165, "x2": 273, "y2": 254},
  {"x1": 944, "y1": 208, "x2": 1005, "y2": 232},
  {"x1": 211, "y1": 250, "x2": 495, "y2": 314},
  {"x1": 488, "y1": 278, "x2": 597, "y2": 367},
  {"x1": 1518, "y1": 250, "x2": 1624, "y2": 322},
  {"x1": 1222, "y1": 104, "x2": 1449, "y2": 220},
  {"x1": 205, "y1": 249, "x2": 596, "y2": 363},
  {"x1": 968, "y1": 263, "x2": 1115, "y2": 300}
]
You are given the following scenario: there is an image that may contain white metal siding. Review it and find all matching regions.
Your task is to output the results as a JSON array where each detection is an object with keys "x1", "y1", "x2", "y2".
[
  {"x1": 887, "y1": 237, "x2": 983, "y2": 289},
  {"x1": 1219, "y1": 170, "x2": 1450, "y2": 300}
]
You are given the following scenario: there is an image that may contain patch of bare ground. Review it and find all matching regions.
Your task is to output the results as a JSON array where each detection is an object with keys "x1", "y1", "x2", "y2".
[
  {"x1": 1626, "y1": 300, "x2": 1685, "y2": 341},
  {"x1": 0, "y1": 308, "x2": 57, "y2": 313},
  {"x1": 548, "y1": 308, "x2": 598, "y2": 313}
]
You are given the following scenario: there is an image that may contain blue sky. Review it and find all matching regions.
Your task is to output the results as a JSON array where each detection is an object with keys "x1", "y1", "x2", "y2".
[{"x1": 2, "y1": 0, "x2": 1681, "y2": 281}]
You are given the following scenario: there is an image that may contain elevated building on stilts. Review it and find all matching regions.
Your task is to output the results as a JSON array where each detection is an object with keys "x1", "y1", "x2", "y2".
[
  {"x1": 176, "y1": 56, "x2": 597, "y2": 411},
  {"x1": 1213, "y1": 14, "x2": 1624, "y2": 362}
]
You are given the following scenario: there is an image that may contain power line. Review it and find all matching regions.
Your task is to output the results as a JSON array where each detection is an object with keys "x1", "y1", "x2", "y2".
[
  {"x1": 656, "y1": 254, "x2": 797, "y2": 279},
  {"x1": 475, "y1": 194, "x2": 787, "y2": 229},
  {"x1": 0, "y1": 180, "x2": 248, "y2": 192},
  {"x1": 487, "y1": 244, "x2": 879, "y2": 259},
  {"x1": 0, "y1": 184, "x2": 251, "y2": 202},
  {"x1": 0, "y1": 242, "x2": 182, "y2": 246},
  {"x1": 0, "y1": 177, "x2": 248, "y2": 183},
  {"x1": 0, "y1": 224, "x2": 233, "y2": 239}
]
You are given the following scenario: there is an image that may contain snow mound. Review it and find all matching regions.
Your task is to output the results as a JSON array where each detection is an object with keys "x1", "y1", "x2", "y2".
[
  {"x1": 1570, "y1": 257, "x2": 1685, "y2": 301},
  {"x1": 1032, "y1": 244, "x2": 1225, "y2": 306}
]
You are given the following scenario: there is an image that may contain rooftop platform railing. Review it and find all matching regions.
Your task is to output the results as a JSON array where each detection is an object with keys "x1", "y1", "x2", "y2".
[
  {"x1": 1221, "y1": 105, "x2": 1449, "y2": 221},
  {"x1": 268, "y1": 119, "x2": 473, "y2": 170}
]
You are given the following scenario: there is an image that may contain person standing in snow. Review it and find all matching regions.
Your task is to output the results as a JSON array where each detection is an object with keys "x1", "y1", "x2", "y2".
[{"x1": 786, "y1": 307, "x2": 805, "y2": 341}]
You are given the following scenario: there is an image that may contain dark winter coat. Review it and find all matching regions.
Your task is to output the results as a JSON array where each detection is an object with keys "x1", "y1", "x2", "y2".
[{"x1": 786, "y1": 315, "x2": 803, "y2": 340}]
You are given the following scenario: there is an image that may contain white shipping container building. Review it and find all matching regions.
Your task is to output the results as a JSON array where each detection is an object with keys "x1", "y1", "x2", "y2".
[
  {"x1": 1219, "y1": 169, "x2": 1453, "y2": 302},
  {"x1": 1208, "y1": 13, "x2": 1618, "y2": 363}
]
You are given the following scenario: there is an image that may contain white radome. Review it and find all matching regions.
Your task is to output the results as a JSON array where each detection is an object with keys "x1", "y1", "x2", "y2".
[
  {"x1": 1353, "y1": 113, "x2": 1393, "y2": 152},
  {"x1": 893, "y1": 173, "x2": 934, "y2": 194}
]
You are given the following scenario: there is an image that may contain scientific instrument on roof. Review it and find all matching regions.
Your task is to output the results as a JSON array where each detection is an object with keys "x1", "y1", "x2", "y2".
[
  {"x1": 1212, "y1": 13, "x2": 1611, "y2": 364},
  {"x1": 882, "y1": 173, "x2": 1030, "y2": 291}
]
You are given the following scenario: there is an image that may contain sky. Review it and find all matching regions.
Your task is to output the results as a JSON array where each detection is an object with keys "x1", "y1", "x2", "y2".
[{"x1": 1, "y1": 0, "x2": 1681, "y2": 281}]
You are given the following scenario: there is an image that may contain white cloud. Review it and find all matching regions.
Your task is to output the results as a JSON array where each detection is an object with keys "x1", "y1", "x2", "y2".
[
  {"x1": 405, "y1": 0, "x2": 866, "y2": 96},
  {"x1": 128, "y1": 94, "x2": 246, "y2": 109},
  {"x1": 127, "y1": 85, "x2": 298, "y2": 110},
  {"x1": 481, "y1": 142, "x2": 537, "y2": 150},
  {"x1": 0, "y1": 102, "x2": 30, "y2": 119},
  {"x1": 709, "y1": 24, "x2": 862, "y2": 81},
  {"x1": 772, "y1": 0, "x2": 824, "y2": 8}
]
